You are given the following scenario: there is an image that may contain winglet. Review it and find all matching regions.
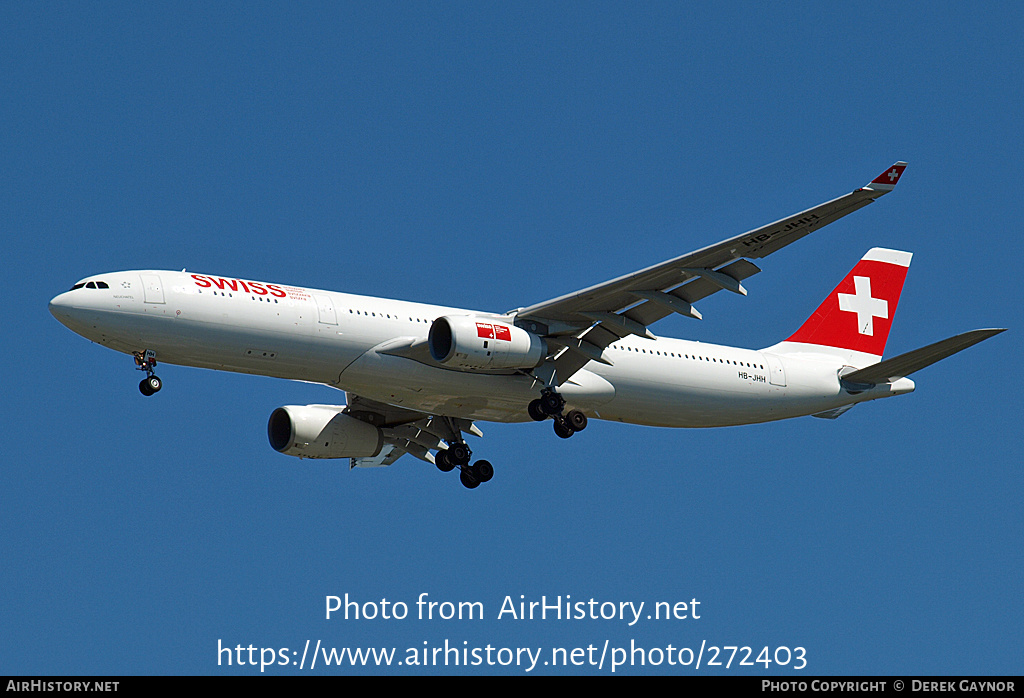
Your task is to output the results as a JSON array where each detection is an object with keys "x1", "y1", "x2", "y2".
[{"x1": 862, "y1": 161, "x2": 908, "y2": 193}]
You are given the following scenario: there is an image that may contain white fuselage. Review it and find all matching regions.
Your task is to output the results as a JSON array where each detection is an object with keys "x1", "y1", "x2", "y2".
[{"x1": 49, "y1": 270, "x2": 911, "y2": 427}]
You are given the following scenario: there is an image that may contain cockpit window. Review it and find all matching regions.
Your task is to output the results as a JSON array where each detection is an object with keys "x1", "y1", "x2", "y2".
[{"x1": 70, "y1": 280, "x2": 110, "y2": 290}]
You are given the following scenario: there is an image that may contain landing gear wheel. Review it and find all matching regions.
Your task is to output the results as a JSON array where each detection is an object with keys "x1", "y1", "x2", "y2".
[
  {"x1": 134, "y1": 350, "x2": 161, "y2": 396},
  {"x1": 460, "y1": 468, "x2": 480, "y2": 489},
  {"x1": 447, "y1": 442, "x2": 471, "y2": 466},
  {"x1": 473, "y1": 460, "x2": 494, "y2": 483},
  {"x1": 540, "y1": 390, "x2": 565, "y2": 416},
  {"x1": 528, "y1": 399, "x2": 547, "y2": 422},
  {"x1": 566, "y1": 409, "x2": 588, "y2": 431},
  {"x1": 553, "y1": 417, "x2": 575, "y2": 439},
  {"x1": 139, "y1": 376, "x2": 161, "y2": 396},
  {"x1": 435, "y1": 450, "x2": 455, "y2": 472}
]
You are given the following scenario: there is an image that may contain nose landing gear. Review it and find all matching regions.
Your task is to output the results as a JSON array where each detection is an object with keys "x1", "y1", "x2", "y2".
[
  {"x1": 134, "y1": 350, "x2": 162, "y2": 396},
  {"x1": 139, "y1": 375, "x2": 162, "y2": 396}
]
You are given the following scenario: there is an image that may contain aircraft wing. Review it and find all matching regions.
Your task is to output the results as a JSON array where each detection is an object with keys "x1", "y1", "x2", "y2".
[
  {"x1": 515, "y1": 162, "x2": 908, "y2": 385},
  {"x1": 344, "y1": 393, "x2": 482, "y2": 469}
]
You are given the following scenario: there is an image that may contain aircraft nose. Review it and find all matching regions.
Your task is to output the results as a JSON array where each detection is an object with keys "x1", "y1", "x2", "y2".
[
  {"x1": 48, "y1": 292, "x2": 73, "y2": 322},
  {"x1": 49, "y1": 290, "x2": 91, "y2": 331}
]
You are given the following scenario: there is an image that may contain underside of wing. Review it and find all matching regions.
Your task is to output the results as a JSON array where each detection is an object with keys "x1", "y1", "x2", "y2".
[{"x1": 345, "y1": 393, "x2": 482, "y2": 469}]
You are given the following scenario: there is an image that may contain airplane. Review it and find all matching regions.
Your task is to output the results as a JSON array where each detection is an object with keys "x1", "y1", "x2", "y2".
[{"x1": 49, "y1": 162, "x2": 1004, "y2": 489}]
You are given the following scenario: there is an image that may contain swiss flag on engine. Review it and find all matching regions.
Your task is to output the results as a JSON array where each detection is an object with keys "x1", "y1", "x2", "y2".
[
  {"x1": 476, "y1": 322, "x2": 495, "y2": 339},
  {"x1": 785, "y1": 248, "x2": 912, "y2": 357}
]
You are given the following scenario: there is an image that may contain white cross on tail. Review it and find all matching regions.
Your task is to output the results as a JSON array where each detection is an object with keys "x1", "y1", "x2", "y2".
[{"x1": 837, "y1": 276, "x2": 888, "y2": 336}]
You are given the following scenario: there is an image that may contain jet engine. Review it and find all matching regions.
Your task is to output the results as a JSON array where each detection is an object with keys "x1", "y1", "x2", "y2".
[
  {"x1": 268, "y1": 405, "x2": 383, "y2": 459},
  {"x1": 428, "y1": 315, "x2": 545, "y2": 370}
]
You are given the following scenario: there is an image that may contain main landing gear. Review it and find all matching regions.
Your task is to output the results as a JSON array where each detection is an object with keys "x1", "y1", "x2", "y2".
[
  {"x1": 528, "y1": 388, "x2": 588, "y2": 439},
  {"x1": 134, "y1": 350, "x2": 162, "y2": 396},
  {"x1": 435, "y1": 440, "x2": 494, "y2": 490}
]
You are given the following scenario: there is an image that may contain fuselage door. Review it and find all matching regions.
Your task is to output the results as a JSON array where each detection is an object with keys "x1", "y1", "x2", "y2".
[
  {"x1": 314, "y1": 294, "x2": 338, "y2": 325},
  {"x1": 141, "y1": 274, "x2": 165, "y2": 304},
  {"x1": 765, "y1": 353, "x2": 787, "y2": 387}
]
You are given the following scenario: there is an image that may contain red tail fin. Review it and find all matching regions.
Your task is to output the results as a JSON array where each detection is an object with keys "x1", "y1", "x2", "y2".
[{"x1": 785, "y1": 248, "x2": 911, "y2": 358}]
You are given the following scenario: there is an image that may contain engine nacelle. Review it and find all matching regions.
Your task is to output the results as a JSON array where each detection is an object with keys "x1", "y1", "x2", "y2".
[
  {"x1": 428, "y1": 315, "x2": 545, "y2": 370},
  {"x1": 268, "y1": 405, "x2": 383, "y2": 459}
]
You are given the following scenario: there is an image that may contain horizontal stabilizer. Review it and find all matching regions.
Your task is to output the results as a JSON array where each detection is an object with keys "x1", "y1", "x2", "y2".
[
  {"x1": 841, "y1": 328, "x2": 1006, "y2": 385},
  {"x1": 812, "y1": 404, "x2": 857, "y2": 420}
]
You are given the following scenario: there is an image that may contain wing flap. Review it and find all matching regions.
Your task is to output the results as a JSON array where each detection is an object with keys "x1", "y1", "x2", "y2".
[
  {"x1": 623, "y1": 259, "x2": 761, "y2": 326},
  {"x1": 350, "y1": 443, "x2": 404, "y2": 469}
]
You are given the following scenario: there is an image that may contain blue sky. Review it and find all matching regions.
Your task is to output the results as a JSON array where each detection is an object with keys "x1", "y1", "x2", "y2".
[{"x1": 2, "y1": 2, "x2": 1020, "y2": 675}]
